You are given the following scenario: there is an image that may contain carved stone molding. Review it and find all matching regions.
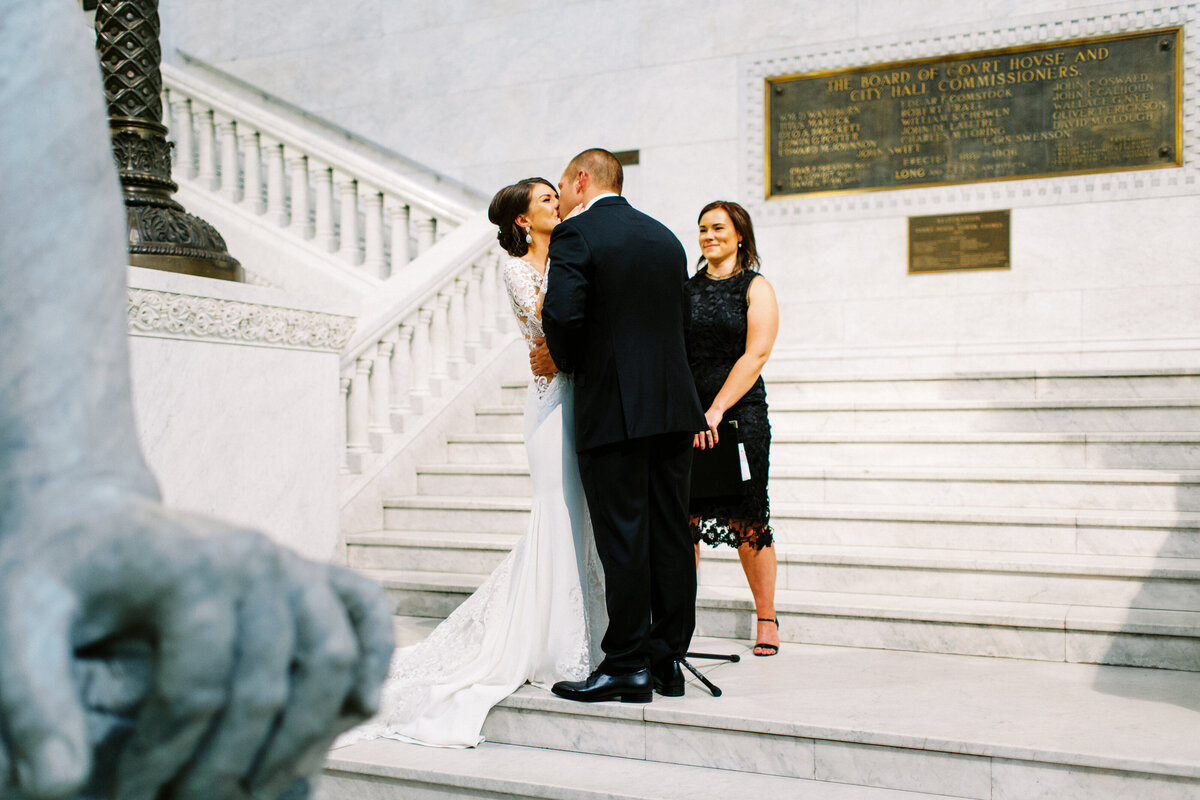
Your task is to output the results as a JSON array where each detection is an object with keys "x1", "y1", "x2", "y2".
[{"x1": 127, "y1": 288, "x2": 355, "y2": 352}]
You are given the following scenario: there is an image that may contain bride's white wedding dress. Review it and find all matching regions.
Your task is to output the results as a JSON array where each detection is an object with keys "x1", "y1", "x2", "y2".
[{"x1": 340, "y1": 256, "x2": 606, "y2": 748}]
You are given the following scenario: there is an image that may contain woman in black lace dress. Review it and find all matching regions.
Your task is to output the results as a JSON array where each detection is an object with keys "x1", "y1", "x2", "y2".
[{"x1": 686, "y1": 201, "x2": 780, "y2": 655}]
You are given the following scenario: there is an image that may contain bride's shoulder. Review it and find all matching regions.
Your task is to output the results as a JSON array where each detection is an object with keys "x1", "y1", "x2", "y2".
[
  {"x1": 501, "y1": 256, "x2": 532, "y2": 280},
  {"x1": 502, "y1": 255, "x2": 537, "y2": 275}
]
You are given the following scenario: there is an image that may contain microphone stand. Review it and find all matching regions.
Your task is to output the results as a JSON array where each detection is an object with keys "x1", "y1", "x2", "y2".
[{"x1": 680, "y1": 650, "x2": 739, "y2": 697}]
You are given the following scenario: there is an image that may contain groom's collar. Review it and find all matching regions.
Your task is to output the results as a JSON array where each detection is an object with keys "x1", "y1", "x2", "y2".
[{"x1": 584, "y1": 192, "x2": 621, "y2": 211}]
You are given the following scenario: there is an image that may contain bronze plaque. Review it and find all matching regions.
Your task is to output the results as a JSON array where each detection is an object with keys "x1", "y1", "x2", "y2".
[
  {"x1": 908, "y1": 210, "x2": 1010, "y2": 274},
  {"x1": 767, "y1": 28, "x2": 1182, "y2": 197}
]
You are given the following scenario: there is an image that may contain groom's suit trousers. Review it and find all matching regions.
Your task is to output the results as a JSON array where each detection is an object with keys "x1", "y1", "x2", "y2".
[{"x1": 577, "y1": 430, "x2": 697, "y2": 675}]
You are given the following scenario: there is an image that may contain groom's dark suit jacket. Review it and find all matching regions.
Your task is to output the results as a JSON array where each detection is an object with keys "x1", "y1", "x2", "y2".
[{"x1": 542, "y1": 196, "x2": 705, "y2": 452}]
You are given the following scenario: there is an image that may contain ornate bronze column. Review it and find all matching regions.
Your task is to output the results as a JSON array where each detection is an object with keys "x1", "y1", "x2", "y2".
[{"x1": 95, "y1": 0, "x2": 242, "y2": 281}]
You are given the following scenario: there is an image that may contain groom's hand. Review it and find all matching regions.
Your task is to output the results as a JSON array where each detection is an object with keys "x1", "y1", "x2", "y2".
[{"x1": 529, "y1": 337, "x2": 559, "y2": 377}]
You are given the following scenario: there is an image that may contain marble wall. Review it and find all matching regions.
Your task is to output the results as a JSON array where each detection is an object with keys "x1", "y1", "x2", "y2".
[
  {"x1": 126, "y1": 267, "x2": 355, "y2": 560},
  {"x1": 160, "y1": 0, "x2": 1200, "y2": 363}
]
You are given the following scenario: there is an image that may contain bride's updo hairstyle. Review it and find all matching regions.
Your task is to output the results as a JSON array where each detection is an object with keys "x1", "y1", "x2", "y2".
[{"x1": 488, "y1": 177, "x2": 554, "y2": 258}]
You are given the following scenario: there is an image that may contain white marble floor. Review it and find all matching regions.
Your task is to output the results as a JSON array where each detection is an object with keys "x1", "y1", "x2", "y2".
[{"x1": 328, "y1": 623, "x2": 1200, "y2": 798}]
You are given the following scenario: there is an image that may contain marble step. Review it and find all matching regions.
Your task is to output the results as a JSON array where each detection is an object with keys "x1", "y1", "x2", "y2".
[
  {"x1": 472, "y1": 406, "x2": 529, "y2": 434},
  {"x1": 328, "y1": 627, "x2": 1200, "y2": 798},
  {"x1": 763, "y1": 367, "x2": 1200, "y2": 403},
  {"x1": 762, "y1": 504, "x2": 1200, "y2": 558},
  {"x1": 767, "y1": 397, "x2": 1200, "y2": 433},
  {"x1": 701, "y1": 544, "x2": 1200, "y2": 609},
  {"x1": 446, "y1": 432, "x2": 526, "y2": 464},
  {"x1": 359, "y1": 569, "x2": 1200, "y2": 669},
  {"x1": 411, "y1": 465, "x2": 1200, "y2": 512},
  {"x1": 480, "y1": 398, "x2": 1200, "y2": 436},
  {"x1": 348, "y1": 529, "x2": 520, "y2": 573},
  {"x1": 766, "y1": 465, "x2": 1200, "y2": 511},
  {"x1": 480, "y1": 641, "x2": 1200, "y2": 798},
  {"x1": 503, "y1": 367, "x2": 1200, "y2": 405},
  {"x1": 385, "y1": 495, "x2": 531, "y2": 533},
  {"x1": 448, "y1": 430, "x2": 1200, "y2": 471},
  {"x1": 350, "y1": 532, "x2": 1200, "y2": 611},
  {"x1": 381, "y1": 497, "x2": 1200, "y2": 557},
  {"x1": 774, "y1": 432, "x2": 1200, "y2": 470},
  {"x1": 764, "y1": 345, "x2": 1200, "y2": 374},
  {"x1": 321, "y1": 737, "x2": 944, "y2": 799}
]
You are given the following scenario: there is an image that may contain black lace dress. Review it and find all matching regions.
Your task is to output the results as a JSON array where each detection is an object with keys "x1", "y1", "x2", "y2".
[{"x1": 685, "y1": 268, "x2": 772, "y2": 549}]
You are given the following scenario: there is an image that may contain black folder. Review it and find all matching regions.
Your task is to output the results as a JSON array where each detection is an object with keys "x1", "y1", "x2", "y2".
[{"x1": 690, "y1": 420, "x2": 747, "y2": 500}]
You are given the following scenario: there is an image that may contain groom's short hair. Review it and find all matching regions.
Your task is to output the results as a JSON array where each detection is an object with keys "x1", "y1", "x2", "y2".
[{"x1": 566, "y1": 148, "x2": 623, "y2": 194}]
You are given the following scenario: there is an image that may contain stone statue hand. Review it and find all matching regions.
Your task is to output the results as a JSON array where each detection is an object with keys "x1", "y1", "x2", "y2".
[{"x1": 0, "y1": 494, "x2": 394, "y2": 800}]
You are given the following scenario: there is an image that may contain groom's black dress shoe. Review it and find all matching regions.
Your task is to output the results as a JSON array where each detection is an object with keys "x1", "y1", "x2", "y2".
[
  {"x1": 551, "y1": 668, "x2": 652, "y2": 703},
  {"x1": 652, "y1": 661, "x2": 685, "y2": 697}
]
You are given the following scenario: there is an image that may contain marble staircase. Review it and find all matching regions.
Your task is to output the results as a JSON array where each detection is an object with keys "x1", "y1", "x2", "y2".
[
  {"x1": 349, "y1": 365, "x2": 1200, "y2": 671},
  {"x1": 323, "y1": 627, "x2": 1200, "y2": 799},
  {"x1": 328, "y1": 364, "x2": 1200, "y2": 797}
]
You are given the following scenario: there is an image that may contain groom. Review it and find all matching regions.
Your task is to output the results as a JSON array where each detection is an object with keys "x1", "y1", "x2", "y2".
[{"x1": 533, "y1": 148, "x2": 706, "y2": 702}]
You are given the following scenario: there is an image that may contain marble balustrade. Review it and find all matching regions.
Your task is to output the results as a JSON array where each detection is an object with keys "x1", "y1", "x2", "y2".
[
  {"x1": 161, "y1": 65, "x2": 474, "y2": 286},
  {"x1": 338, "y1": 217, "x2": 511, "y2": 475},
  {"x1": 157, "y1": 64, "x2": 515, "y2": 481}
]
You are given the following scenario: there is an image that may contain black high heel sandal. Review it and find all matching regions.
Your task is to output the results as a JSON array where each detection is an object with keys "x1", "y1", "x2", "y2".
[{"x1": 754, "y1": 617, "x2": 779, "y2": 657}]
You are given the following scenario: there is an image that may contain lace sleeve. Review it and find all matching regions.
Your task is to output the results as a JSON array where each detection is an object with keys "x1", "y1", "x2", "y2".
[{"x1": 502, "y1": 257, "x2": 547, "y2": 345}]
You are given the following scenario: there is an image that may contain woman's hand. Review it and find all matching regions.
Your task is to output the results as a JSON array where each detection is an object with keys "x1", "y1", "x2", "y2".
[
  {"x1": 564, "y1": 202, "x2": 586, "y2": 220},
  {"x1": 694, "y1": 406, "x2": 724, "y2": 449}
]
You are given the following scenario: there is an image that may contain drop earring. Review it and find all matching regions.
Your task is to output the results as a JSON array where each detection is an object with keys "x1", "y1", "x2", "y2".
[{"x1": 524, "y1": 227, "x2": 533, "y2": 244}]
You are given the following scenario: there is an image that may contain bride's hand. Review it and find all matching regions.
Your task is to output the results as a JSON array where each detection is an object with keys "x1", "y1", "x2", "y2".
[{"x1": 564, "y1": 202, "x2": 586, "y2": 220}]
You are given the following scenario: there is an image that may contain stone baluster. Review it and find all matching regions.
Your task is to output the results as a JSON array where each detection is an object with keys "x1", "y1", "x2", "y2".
[
  {"x1": 287, "y1": 149, "x2": 312, "y2": 239},
  {"x1": 390, "y1": 323, "x2": 414, "y2": 427},
  {"x1": 480, "y1": 252, "x2": 500, "y2": 346},
  {"x1": 240, "y1": 129, "x2": 264, "y2": 214},
  {"x1": 194, "y1": 105, "x2": 218, "y2": 191},
  {"x1": 464, "y1": 264, "x2": 483, "y2": 361},
  {"x1": 387, "y1": 202, "x2": 411, "y2": 271},
  {"x1": 336, "y1": 172, "x2": 361, "y2": 265},
  {"x1": 409, "y1": 309, "x2": 433, "y2": 413},
  {"x1": 415, "y1": 217, "x2": 437, "y2": 255},
  {"x1": 168, "y1": 94, "x2": 195, "y2": 181},
  {"x1": 362, "y1": 185, "x2": 387, "y2": 279},
  {"x1": 369, "y1": 333, "x2": 396, "y2": 450},
  {"x1": 429, "y1": 291, "x2": 451, "y2": 387},
  {"x1": 217, "y1": 117, "x2": 239, "y2": 203},
  {"x1": 447, "y1": 278, "x2": 468, "y2": 377},
  {"x1": 339, "y1": 375, "x2": 352, "y2": 474},
  {"x1": 264, "y1": 138, "x2": 288, "y2": 227},
  {"x1": 346, "y1": 351, "x2": 374, "y2": 459},
  {"x1": 312, "y1": 161, "x2": 336, "y2": 251}
]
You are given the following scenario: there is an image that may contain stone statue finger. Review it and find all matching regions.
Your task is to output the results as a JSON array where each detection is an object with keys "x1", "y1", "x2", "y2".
[
  {"x1": 170, "y1": 534, "x2": 295, "y2": 800},
  {"x1": 0, "y1": 567, "x2": 91, "y2": 799},
  {"x1": 113, "y1": 536, "x2": 241, "y2": 800},
  {"x1": 326, "y1": 564, "x2": 394, "y2": 719},
  {"x1": 246, "y1": 557, "x2": 359, "y2": 799}
]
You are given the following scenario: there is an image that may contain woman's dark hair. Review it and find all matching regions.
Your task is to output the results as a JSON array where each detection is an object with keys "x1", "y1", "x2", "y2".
[
  {"x1": 488, "y1": 177, "x2": 555, "y2": 257},
  {"x1": 696, "y1": 200, "x2": 760, "y2": 273}
]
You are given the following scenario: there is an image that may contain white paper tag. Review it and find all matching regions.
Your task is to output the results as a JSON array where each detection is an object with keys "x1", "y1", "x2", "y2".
[{"x1": 737, "y1": 442, "x2": 751, "y2": 481}]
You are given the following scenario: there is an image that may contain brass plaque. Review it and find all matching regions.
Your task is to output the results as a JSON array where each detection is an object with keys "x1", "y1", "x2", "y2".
[
  {"x1": 767, "y1": 28, "x2": 1182, "y2": 197},
  {"x1": 909, "y1": 210, "x2": 1010, "y2": 274}
]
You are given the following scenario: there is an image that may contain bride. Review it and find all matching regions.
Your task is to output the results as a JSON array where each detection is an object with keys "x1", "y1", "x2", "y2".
[{"x1": 340, "y1": 178, "x2": 605, "y2": 748}]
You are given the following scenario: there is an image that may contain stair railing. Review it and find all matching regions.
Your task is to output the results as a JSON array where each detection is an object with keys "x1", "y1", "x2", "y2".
[
  {"x1": 337, "y1": 213, "x2": 514, "y2": 475},
  {"x1": 161, "y1": 63, "x2": 478, "y2": 285}
]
